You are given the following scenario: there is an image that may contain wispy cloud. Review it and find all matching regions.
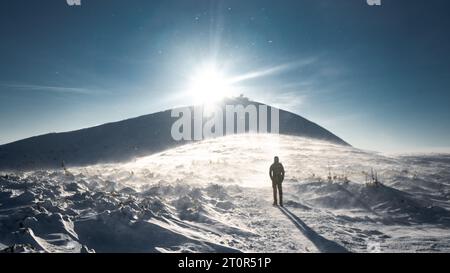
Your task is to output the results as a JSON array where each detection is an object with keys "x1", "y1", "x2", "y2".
[
  {"x1": 228, "y1": 58, "x2": 317, "y2": 84},
  {"x1": 228, "y1": 57, "x2": 326, "y2": 111},
  {"x1": 0, "y1": 83, "x2": 104, "y2": 95}
]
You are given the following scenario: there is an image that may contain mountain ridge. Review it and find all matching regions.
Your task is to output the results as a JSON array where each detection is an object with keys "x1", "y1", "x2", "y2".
[{"x1": 0, "y1": 98, "x2": 349, "y2": 170}]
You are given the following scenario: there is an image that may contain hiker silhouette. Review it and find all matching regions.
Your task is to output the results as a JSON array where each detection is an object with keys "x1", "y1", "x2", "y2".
[{"x1": 269, "y1": 156, "x2": 285, "y2": 206}]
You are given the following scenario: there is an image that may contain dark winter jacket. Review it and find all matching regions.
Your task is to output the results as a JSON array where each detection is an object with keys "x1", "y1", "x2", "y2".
[{"x1": 270, "y1": 162, "x2": 285, "y2": 183}]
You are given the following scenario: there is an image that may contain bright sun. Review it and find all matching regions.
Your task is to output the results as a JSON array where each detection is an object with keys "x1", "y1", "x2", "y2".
[{"x1": 188, "y1": 63, "x2": 232, "y2": 105}]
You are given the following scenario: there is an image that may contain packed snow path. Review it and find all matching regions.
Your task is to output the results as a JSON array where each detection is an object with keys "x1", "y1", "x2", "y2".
[
  {"x1": 231, "y1": 186, "x2": 347, "y2": 253},
  {"x1": 1, "y1": 135, "x2": 450, "y2": 252}
]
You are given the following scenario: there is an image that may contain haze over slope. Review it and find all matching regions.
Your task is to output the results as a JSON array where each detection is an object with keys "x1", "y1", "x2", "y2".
[
  {"x1": 0, "y1": 98, "x2": 348, "y2": 170},
  {"x1": 1, "y1": 134, "x2": 449, "y2": 253}
]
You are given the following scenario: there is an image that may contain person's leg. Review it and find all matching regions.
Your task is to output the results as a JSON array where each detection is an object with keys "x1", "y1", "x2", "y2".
[
  {"x1": 278, "y1": 182, "x2": 283, "y2": 206},
  {"x1": 272, "y1": 181, "x2": 278, "y2": 205}
]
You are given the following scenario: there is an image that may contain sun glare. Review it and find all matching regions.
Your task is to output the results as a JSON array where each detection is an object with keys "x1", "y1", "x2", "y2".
[{"x1": 188, "y1": 63, "x2": 232, "y2": 106}]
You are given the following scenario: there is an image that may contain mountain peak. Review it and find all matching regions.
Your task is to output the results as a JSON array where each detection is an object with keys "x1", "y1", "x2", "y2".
[{"x1": 0, "y1": 101, "x2": 348, "y2": 170}]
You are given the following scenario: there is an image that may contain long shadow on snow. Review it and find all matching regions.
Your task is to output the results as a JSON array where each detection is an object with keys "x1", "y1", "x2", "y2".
[{"x1": 278, "y1": 206, "x2": 349, "y2": 253}]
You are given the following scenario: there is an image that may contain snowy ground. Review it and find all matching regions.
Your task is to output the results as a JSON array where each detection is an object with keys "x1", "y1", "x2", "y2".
[{"x1": 1, "y1": 134, "x2": 450, "y2": 253}]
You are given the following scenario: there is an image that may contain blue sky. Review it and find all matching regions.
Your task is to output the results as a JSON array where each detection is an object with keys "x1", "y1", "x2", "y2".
[{"x1": 1, "y1": 0, "x2": 450, "y2": 152}]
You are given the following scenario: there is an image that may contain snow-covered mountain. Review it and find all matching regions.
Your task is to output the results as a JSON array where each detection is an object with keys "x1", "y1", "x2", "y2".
[
  {"x1": 0, "y1": 98, "x2": 348, "y2": 171},
  {"x1": 1, "y1": 134, "x2": 449, "y2": 253}
]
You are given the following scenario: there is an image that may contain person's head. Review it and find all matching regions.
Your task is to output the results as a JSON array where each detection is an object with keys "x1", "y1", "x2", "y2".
[{"x1": 274, "y1": 156, "x2": 279, "y2": 163}]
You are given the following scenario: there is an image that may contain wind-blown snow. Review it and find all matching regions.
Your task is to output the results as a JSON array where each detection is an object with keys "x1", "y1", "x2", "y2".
[
  {"x1": 0, "y1": 98, "x2": 348, "y2": 170},
  {"x1": 1, "y1": 134, "x2": 449, "y2": 252}
]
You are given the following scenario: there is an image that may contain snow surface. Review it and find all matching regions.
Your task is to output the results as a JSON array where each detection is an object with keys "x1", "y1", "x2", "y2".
[
  {"x1": 1, "y1": 134, "x2": 450, "y2": 253},
  {"x1": 0, "y1": 98, "x2": 348, "y2": 170}
]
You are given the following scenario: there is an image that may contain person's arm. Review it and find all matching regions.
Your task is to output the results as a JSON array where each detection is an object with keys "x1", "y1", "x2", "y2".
[
  {"x1": 269, "y1": 165, "x2": 274, "y2": 181},
  {"x1": 281, "y1": 164, "x2": 285, "y2": 181}
]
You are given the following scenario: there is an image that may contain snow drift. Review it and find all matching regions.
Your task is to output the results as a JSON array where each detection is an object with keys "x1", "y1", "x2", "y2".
[{"x1": 1, "y1": 134, "x2": 449, "y2": 253}]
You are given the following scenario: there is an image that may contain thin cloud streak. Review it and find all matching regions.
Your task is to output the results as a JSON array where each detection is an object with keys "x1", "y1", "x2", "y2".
[
  {"x1": 228, "y1": 58, "x2": 317, "y2": 84},
  {"x1": 0, "y1": 83, "x2": 105, "y2": 95}
]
